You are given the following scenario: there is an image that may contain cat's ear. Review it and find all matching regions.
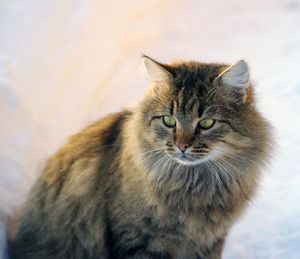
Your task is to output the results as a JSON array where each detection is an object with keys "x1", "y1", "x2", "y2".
[
  {"x1": 142, "y1": 55, "x2": 173, "y2": 82},
  {"x1": 218, "y1": 60, "x2": 249, "y2": 89},
  {"x1": 217, "y1": 60, "x2": 250, "y2": 102}
]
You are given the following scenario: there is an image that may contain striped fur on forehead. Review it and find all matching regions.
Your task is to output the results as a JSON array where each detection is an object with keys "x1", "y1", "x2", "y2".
[
  {"x1": 171, "y1": 62, "x2": 227, "y2": 92},
  {"x1": 169, "y1": 62, "x2": 228, "y2": 117},
  {"x1": 172, "y1": 92, "x2": 204, "y2": 118}
]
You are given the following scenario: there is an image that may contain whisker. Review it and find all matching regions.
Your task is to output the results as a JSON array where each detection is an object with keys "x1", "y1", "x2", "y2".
[
  {"x1": 218, "y1": 157, "x2": 237, "y2": 172},
  {"x1": 151, "y1": 155, "x2": 168, "y2": 178},
  {"x1": 213, "y1": 159, "x2": 234, "y2": 181},
  {"x1": 206, "y1": 160, "x2": 222, "y2": 186},
  {"x1": 213, "y1": 147, "x2": 255, "y2": 164},
  {"x1": 140, "y1": 148, "x2": 165, "y2": 157},
  {"x1": 96, "y1": 143, "x2": 156, "y2": 149}
]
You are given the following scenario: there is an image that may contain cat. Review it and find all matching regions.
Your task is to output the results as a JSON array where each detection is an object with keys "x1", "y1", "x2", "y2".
[{"x1": 9, "y1": 56, "x2": 273, "y2": 259}]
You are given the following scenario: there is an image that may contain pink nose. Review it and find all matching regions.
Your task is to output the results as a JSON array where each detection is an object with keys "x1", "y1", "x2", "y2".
[{"x1": 177, "y1": 143, "x2": 190, "y2": 153}]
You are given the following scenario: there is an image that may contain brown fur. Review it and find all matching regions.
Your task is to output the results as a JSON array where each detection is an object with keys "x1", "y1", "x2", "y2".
[{"x1": 10, "y1": 58, "x2": 273, "y2": 259}]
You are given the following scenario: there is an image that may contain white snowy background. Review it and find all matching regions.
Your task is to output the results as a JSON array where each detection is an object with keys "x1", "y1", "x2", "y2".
[{"x1": 0, "y1": 0, "x2": 300, "y2": 258}]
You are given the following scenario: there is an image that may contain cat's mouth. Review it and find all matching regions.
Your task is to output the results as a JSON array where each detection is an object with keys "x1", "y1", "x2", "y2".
[
  {"x1": 179, "y1": 153, "x2": 193, "y2": 161},
  {"x1": 163, "y1": 145, "x2": 214, "y2": 166}
]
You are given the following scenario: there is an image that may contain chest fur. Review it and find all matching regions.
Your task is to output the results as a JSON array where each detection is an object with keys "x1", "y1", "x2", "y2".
[
  {"x1": 158, "y1": 208, "x2": 229, "y2": 245},
  {"x1": 140, "y1": 208, "x2": 229, "y2": 259}
]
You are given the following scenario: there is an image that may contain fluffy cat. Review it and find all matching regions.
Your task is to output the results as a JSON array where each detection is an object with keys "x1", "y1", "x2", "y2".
[{"x1": 10, "y1": 56, "x2": 273, "y2": 259}]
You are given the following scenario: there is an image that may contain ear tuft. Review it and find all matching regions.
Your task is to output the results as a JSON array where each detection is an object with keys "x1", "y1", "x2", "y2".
[
  {"x1": 218, "y1": 60, "x2": 250, "y2": 89},
  {"x1": 142, "y1": 56, "x2": 173, "y2": 82}
]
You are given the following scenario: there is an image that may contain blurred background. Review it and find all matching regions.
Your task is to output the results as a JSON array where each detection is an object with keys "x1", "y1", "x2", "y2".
[{"x1": 1, "y1": 0, "x2": 300, "y2": 258}]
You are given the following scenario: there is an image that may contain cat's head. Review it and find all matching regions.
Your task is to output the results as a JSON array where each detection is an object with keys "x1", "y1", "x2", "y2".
[{"x1": 133, "y1": 56, "x2": 270, "y2": 174}]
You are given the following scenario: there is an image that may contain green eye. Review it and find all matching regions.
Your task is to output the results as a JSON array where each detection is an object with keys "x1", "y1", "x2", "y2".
[
  {"x1": 198, "y1": 118, "x2": 215, "y2": 129},
  {"x1": 162, "y1": 115, "x2": 176, "y2": 127}
]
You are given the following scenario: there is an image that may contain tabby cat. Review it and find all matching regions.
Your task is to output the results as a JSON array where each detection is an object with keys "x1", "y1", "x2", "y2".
[{"x1": 10, "y1": 56, "x2": 273, "y2": 259}]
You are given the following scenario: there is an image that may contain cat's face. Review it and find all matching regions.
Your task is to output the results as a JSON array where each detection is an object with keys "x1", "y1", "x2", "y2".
[
  {"x1": 137, "y1": 57, "x2": 266, "y2": 170},
  {"x1": 147, "y1": 97, "x2": 225, "y2": 166}
]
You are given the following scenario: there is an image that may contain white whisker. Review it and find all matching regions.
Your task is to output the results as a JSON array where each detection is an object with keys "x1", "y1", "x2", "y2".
[
  {"x1": 213, "y1": 159, "x2": 234, "y2": 181},
  {"x1": 206, "y1": 160, "x2": 222, "y2": 186}
]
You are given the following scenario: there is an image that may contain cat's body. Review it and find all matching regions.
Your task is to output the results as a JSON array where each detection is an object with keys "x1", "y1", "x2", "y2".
[{"x1": 10, "y1": 57, "x2": 272, "y2": 259}]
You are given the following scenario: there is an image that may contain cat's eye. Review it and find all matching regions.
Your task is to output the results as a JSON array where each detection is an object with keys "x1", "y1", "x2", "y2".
[
  {"x1": 198, "y1": 118, "x2": 215, "y2": 130},
  {"x1": 162, "y1": 115, "x2": 176, "y2": 127}
]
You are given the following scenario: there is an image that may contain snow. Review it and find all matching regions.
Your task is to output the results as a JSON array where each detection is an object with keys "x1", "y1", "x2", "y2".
[{"x1": 1, "y1": 0, "x2": 300, "y2": 258}]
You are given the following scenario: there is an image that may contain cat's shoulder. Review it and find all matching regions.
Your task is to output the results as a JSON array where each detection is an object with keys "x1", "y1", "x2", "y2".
[
  {"x1": 43, "y1": 110, "x2": 131, "y2": 184},
  {"x1": 78, "y1": 110, "x2": 132, "y2": 147}
]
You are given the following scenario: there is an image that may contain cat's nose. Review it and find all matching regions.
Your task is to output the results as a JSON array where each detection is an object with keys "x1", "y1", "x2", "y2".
[{"x1": 177, "y1": 143, "x2": 191, "y2": 153}]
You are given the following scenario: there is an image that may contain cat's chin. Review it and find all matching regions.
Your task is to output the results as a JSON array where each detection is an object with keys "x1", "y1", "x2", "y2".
[
  {"x1": 174, "y1": 155, "x2": 205, "y2": 166},
  {"x1": 173, "y1": 149, "x2": 222, "y2": 166}
]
